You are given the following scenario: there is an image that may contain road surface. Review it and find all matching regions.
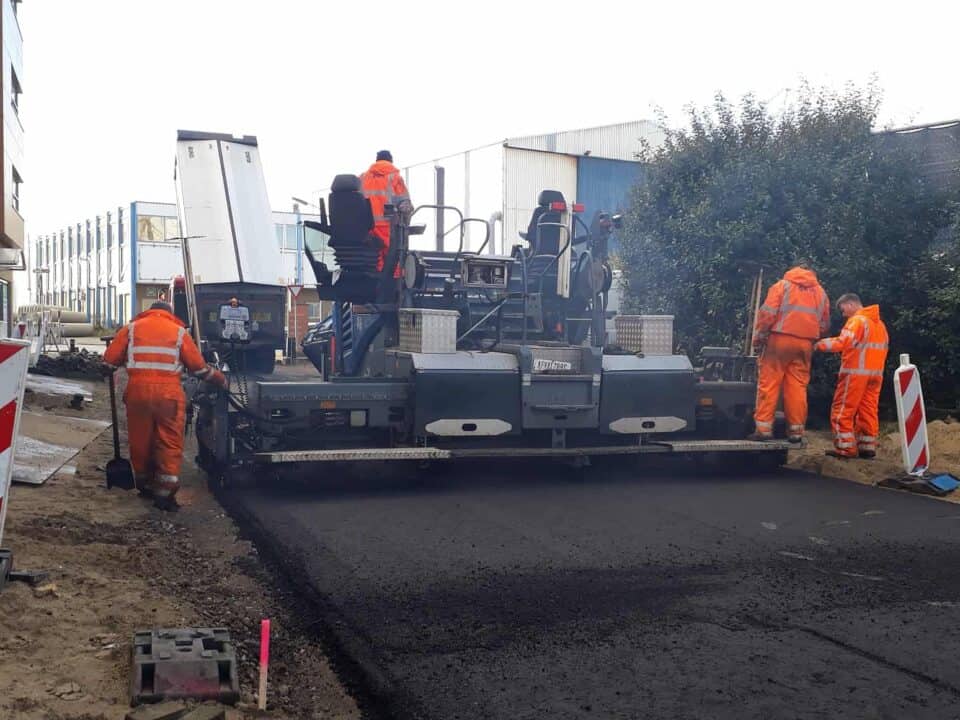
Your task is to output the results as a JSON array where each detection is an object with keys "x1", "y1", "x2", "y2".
[{"x1": 234, "y1": 461, "x2": 960, "y2": 719}]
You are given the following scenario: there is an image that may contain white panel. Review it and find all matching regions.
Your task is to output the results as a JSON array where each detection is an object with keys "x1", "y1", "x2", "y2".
[
  {"x1": 220, "y1": 141, "x2": 286, "y2": 286},
  {"x1": 137, "y1": 243, "x2": 185, "y2": 283},
  {"x1": 503, "y1": 148, "x2": 577, "y2": 252},
  {"x1": 175, "y1": 139, "x2": 238, "y2": 284},
  {"x1": 135, "y1": 202, "x2": 177, "y2": 217},
  {"x1": 506, "y1": 120, "x2": 666, "y2": 161}
]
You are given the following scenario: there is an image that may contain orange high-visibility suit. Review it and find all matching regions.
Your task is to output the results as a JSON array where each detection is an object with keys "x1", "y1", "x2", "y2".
[
  {"x1": 814, "y1": 305, "x2": 889, "y2": 457},
  {"x1": 359, "y1": 160, "x2": 411, "y2": 273},
  {"x1": 753, "y1": 267, "x2": 830, "y2": 441},
  {"x1": 104, "y1": 307, "x2": 225, "y2": 499}
]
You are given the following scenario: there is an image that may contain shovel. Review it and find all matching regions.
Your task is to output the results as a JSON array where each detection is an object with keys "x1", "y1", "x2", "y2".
[{"x1": 106, "y1": 370, "x2": 135, "y2": 490}]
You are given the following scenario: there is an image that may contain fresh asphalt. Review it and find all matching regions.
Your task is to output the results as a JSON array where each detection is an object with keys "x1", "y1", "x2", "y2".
[{"x1": 234, "y1": 459, "x2": 960, "y2": 720}]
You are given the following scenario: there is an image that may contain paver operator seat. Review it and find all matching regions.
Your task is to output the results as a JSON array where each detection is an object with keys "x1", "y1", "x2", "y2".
[{"x1": 305, "y1": 174, "x2": 377, "y2": 303}]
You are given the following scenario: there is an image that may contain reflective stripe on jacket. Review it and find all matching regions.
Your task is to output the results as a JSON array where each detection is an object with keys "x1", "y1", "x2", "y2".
[
  {"x1": 755, "y1": 267, "x2": 830, "y2": 341},
  {"x1": 103, "y1": 308, "x2": 209, "y2": 385},
  {"x1": 359, "y1": 160, "x2": 411, "y2": 229},
  {"x1": 815, "y1": 305, "x2": 889, "y2": 377}
]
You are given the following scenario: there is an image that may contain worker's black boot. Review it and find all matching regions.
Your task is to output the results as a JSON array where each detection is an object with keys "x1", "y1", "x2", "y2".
[
  {"x1": 747, "y1": 433, "x2": 773, "y2": 442},
  {"x1": 153, "y1": 496, "x2": 180, "y2": 513},
  {"x1": 859, "y1": 450, "x2": 876, "y2": 460}
]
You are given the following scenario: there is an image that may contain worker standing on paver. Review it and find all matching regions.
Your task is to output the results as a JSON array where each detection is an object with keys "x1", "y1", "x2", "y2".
[
  {"x1": 359, "y1": 150, "x2": 412, "y2": 274},
  {"x1": 814, "y1": 293, "x2": 889, "y2": 459},
  {"x1": 103, "y1": 301, "x2": 226, "y2": 511},
  {"x1": 751, "y1": 263, "x2": 830, "y2": 443}
]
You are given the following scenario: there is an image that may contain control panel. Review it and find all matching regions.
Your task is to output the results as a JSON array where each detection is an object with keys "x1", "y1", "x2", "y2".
[{"x1": 461, "y1": 256, "x2": 511, "y2": 289}]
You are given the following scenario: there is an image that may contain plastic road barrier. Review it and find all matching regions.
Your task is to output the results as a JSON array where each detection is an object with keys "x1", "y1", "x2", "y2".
[
  {"x1": 894, "y1": 353, "x2": 930, "y2": 476},
  {"x1": 0, "y1": 339, "x2": 30, "y2": 546}
]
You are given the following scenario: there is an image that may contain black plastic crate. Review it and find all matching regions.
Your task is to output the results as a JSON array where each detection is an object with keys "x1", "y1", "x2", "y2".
[{"x1": 131, "y1": 628, "x2": 239, "y2": 707}]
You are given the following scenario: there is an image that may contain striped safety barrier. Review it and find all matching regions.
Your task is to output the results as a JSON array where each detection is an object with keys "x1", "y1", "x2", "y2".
[
  {"x1": 0, "y1": 339, "x2": 30, "y2": 547},
  {"x1": 893, "y1": 353, "x2": 929, "y2": 476}
]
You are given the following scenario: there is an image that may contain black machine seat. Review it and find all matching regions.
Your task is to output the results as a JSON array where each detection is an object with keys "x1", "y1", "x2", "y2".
[
  {"x1": 521, "y1": 189, "x2": 565, "y2": 256},
  {"x1": 326, "y1": 174, "x2": 377, "y2": 271},
  {"x1": 304, "y1": 174, "x2": 382, "y2": 303}
]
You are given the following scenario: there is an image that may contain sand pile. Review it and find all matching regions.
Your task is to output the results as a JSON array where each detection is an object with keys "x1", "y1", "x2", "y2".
[{"x1": 788, "y1": 419, "x2": 960, "y2": 504}]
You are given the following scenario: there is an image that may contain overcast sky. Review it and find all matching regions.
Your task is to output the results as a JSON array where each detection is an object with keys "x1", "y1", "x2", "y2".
[{"x1": 20, "y1": 0, "x2": 960, "y2": 234}]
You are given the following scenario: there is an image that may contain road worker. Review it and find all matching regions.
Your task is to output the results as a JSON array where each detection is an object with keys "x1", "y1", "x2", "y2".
[
  {"x1": 751, "y1": 264, "x2": 830, "y2": 443},
  {"x1": 814, "y1": 294, "x2": 889, "y2": 459},
  {"x1": 359, "y1": 150, "x2": 412, "y2": 275},
  {"x1": 103, "y1": 301, "x2": 226, "y2": 511}
]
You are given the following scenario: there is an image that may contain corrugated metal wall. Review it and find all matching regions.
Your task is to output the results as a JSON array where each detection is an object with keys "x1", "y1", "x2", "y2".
[
  {"x1": 507, "y1": 120, "x2": 665, "y2": 162},
  {"x1": 503, "y1": 148, "x2": 577, "y2": 254},
  {"x1": 575, "y1": 157, "x2": 644, "y2": 254}
]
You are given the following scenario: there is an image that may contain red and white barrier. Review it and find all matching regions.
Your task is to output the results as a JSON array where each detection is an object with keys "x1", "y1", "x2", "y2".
[
  {"x1": 894, "y1": 353, "x2": 929, "y2": 476},
  {"x1": 0, "y1": 339, "x2": 30, "y2": 547}
]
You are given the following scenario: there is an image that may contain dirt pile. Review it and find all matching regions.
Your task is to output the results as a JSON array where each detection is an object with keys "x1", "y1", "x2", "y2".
[
  {"x1": 789, "y1": 419, "x2": 960, "y2": 503},
  {"x1": 31, "y1": 348, "x2": 105, "y2": 380}
]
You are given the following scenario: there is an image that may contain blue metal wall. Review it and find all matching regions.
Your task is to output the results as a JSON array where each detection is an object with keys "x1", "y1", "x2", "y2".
[{"x1": 575, "y1": 157, "x2": 644, "y2": 253}]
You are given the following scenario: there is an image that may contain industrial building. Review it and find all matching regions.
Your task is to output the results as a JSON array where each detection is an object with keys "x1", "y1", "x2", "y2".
[
  {"x1": 26, "y1": 201, "x2": 321, "y2": 331},
  {"x1": 0, "y1": 0, "x2": 24, "y2": 337},
  {"x1": 396, "y1": 119, "x2": 665, "y2": 254}
]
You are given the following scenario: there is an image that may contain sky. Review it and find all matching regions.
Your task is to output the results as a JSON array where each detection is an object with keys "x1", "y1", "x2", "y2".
[{"x1": 19, "y1": 0, "x2": 960, "y2": 235}]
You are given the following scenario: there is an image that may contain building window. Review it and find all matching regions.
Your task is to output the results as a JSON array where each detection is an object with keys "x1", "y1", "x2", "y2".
[
  {"x1": 11, "y1": 167, "x2": 22, "y2": 212},
  {"x1": 164, "y1": 217, "x2": 179, "y2": 241},
  {"x1": 274, "y1": 224, "x2": 284, "y2": 249},
  {"x1": 285, "y1": 224, "x2": 299, "y2": 250},
  {"x1": 137, "y1": 215, "x2": 175, "y2": 242},
  {"x1": 10, "y1": 68, "x2": 21, "y2": 117},
  {"x1": 307, "y1": 302, "x2": 324, "y2": 321}
]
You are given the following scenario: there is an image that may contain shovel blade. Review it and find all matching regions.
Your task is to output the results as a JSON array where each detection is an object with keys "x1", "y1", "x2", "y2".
[{"x1": 106, "y1": 458, "x2": 135, "y2": 490}]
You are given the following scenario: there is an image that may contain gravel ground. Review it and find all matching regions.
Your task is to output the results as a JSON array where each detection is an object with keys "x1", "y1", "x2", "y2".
[{"x1": 0, "y1": 373, "x2": 360, "y2": 720}]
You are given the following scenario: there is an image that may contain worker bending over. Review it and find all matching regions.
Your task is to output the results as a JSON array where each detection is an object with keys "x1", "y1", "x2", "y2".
[
  {"x1": 815, "y1": 294, "x2": 889, "y2": 459},
  {"x1": 751, "y1": 264, "x2": 830, "y2": 443},
  {"x1": 104, "y1": 301, "x2": 226, "y2": 511},
  {"x1": 359, "y1": 150, "x2": 412, "y2": 274}
]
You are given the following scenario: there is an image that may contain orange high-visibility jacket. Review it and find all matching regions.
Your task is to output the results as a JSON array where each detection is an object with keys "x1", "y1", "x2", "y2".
[
  {"x1": 814, "y1": 304, "x2": 889, "y2": 376},
  {"x1": 755, "y1": 267, "x2": 830, "y2": 341},
  {"x1": 359, "y1": 160, "x2": 411, "y2": 246},
  {"x1": 104, "y1": 308, "x2": 210, "y2": 385}
]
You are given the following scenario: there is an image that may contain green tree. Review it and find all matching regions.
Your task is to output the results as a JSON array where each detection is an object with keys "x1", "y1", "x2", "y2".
[{"x1": 619, "y1": 85, "x2": 958, "y2": 412}]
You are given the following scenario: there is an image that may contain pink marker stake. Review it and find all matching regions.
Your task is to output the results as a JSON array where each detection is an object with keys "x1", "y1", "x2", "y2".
[{"x1": 258, "y1": 619, "x2": 271, "y2": 710}]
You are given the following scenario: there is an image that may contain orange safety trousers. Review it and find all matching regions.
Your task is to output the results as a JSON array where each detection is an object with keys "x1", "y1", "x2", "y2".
[
  {"x1": 125, "y1": 381, "x2": 186, "y2": 499},
  {"x1": 754, "y1": 333, "x2": 813, "y2": 439},
  {"x1": 829, "y1": 374, "x2": 882, "y2": 457}
]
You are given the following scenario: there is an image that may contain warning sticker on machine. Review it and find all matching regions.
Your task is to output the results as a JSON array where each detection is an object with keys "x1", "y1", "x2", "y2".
[{"x1": 533, "y1": 358, "x2": 574, "y2": 373}]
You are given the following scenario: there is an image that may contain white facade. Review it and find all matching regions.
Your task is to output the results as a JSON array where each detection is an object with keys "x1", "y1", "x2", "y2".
[{"x1": 28, "y1": 201, "x2": 318, "y2": 328}]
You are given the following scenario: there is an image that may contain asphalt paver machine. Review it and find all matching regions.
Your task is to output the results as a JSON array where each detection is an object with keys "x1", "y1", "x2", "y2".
[{"x1": 192, "y1": 172, "x2": 791, "y2": 484}]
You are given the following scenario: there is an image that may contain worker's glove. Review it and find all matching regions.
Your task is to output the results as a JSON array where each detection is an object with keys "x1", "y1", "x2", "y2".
[
  {"x1": 752, "y1": 333, "x2": 769, "y2": 352},
  {"x1": 207, "y1": 368, "x2": 228, "y2": 390},
  {"x1": 99, "y1": 363, "x2": 116, "y2": 378}
]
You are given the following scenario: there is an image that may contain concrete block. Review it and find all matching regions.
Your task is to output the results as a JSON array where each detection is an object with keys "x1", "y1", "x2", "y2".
[
  {"x1": 181, "y1": 704, "x2": 227, "y2": 720},
  {"x1": 125, "y1": 701, "x2": 188, "y2": 720}
]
